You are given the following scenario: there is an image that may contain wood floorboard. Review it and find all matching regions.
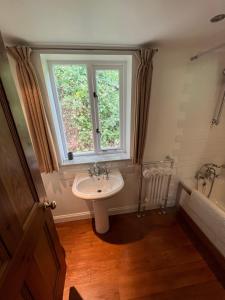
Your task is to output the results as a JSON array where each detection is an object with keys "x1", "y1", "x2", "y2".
[
  {"x1": 56, "y1": 211, "x2": 225, "y2": 300},
  {"x1": 132, "y1": 281, "x2": 225, "y2": 300}
]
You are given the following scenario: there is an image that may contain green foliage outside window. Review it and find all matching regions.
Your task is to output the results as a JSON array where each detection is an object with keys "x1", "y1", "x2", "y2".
[
  {"x1": 53, "y1": 64, "x2": 120, "y2": 153},
  {"x1": 96, "y1": 69, "x2": 120, "y2": 149}
]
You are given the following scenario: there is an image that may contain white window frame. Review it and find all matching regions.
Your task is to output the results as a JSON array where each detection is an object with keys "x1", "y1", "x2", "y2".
[
  {"x1": 41, "y1": 54, "x2": 132, "y2": 165},
  {"x1": 92, "y1": 64, "x2": 126, "y2": 154}
]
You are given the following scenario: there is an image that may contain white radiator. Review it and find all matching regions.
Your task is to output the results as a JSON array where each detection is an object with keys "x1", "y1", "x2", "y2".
[{"x1": 141, "y1": 160, "x2": 174, "y2": 210}]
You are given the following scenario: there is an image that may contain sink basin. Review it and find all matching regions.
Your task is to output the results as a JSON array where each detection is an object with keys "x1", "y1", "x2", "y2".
[
  {"x1": 72, "y1": 170, "x2": 124, "y2": 200},
  {"x1": 72, "y1": 169, "x2": 124, "y2": 234}
]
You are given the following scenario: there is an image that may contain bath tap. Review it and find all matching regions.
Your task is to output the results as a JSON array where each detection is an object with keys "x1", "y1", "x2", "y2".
[
  {"x1": 196, "y1": 163, "x2": 217, "y2": 179},
  {"x1": 218, "y1": 164, "x2": 225, "y2": 169},
  {"x1": 195, "y1": 163, "x2": 222, "y2": 197}
]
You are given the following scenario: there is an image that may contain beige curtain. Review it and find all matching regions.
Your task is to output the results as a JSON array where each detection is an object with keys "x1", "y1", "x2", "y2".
[
  {"x1": 132, "y1": 48, "x2": 156, "y2": 164},
  {"x1": 8, "y1": 46, "x2": 58, "y2": 173}
]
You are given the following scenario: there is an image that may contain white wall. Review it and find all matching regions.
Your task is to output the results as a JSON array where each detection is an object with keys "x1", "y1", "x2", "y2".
[
  {"x1": 9, "y1": 47, "x2": 225, "y2": 222},
  {"x1": 144, "y1": 47, "x2": 225, "y2": 199}
]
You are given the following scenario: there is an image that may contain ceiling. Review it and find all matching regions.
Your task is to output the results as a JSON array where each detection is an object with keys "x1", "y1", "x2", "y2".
[{"x1": 1, "y1": 0, "x2": 225, "y2": 49}]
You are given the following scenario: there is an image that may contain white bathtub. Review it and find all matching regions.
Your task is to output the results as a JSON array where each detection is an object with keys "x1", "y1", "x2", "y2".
[{"x1": 180, "y1": 177, "x2": 225, "y2": 257}]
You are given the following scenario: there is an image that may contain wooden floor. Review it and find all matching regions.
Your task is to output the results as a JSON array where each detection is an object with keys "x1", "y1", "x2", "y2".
[{"x1": 56, "y1": 211, "x2": 225, "y2": 300}]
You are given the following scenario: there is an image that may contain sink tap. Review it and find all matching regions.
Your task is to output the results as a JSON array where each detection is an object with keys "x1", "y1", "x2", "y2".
[
  {"x1": 88, "y1": 162, "x2": 100, "y2": 177},
  {"x1": 94, "y1": 162, "x2": 101, "y2": 176},
  {"x1": 88, "y1": 168, "x2": 94, "y2": 177},
  {"x1": 88, "y1": 162, "x2": 110, "y2": 178},
  {"x1": 102, "y1": 164, "x2": 110, "y2": 180}
]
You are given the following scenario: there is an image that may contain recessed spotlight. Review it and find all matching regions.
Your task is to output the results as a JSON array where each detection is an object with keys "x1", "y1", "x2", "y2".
[{"x1": 210, "y1": 14, "x2": 225, "y2": 23}]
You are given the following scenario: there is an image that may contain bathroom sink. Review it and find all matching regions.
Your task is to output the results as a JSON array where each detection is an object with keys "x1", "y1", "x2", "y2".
[
  {"x1": 72, "y1": 168, "x2": 124, "y2": 234},
  {"x1": 72, "y1": 169, "x2": 124, "y2": 200}
]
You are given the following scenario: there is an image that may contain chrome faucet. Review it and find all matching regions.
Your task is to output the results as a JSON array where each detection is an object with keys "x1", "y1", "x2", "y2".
[
  {"x1": 195, "y1": 163, "x2": 225, "y2": 197},
  {"x1": 88, "y1": 162, "x2": 110, "y2": 179},
  {"x1": 195, "y1": 163, "x2": 225, "y2": 180}
]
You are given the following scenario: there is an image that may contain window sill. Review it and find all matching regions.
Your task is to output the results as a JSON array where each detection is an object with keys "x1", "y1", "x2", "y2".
[{"x1": 60, "y1": 153, "x2": 131, "y2": 166}]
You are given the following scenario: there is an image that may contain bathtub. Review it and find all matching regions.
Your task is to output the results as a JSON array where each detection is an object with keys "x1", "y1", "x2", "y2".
[{"x1": 179, "y1": 177, "x2": 225, "y2": 258}]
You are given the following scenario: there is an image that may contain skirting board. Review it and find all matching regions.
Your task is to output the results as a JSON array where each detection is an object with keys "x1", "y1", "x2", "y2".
[
  {"x1": 53, "y1": 204, "x2": 138, "y2": 223},
  {"x1": 53, "y1": 200, "x2": 175, "y2": 223}
]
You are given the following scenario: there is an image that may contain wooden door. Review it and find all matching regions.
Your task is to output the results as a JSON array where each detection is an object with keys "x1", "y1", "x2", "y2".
[{"x1": 0, "y1": 38, "x2": 66, "y2": 299}]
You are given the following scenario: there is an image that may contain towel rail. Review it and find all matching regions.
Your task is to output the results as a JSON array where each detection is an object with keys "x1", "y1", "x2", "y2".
[{"x1": 137, "y1": 156, "x2": 174, "y2": 217}]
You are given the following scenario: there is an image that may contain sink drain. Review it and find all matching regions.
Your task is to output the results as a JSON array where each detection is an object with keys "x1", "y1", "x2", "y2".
[{"x1": 97, "y1": 189, "x2": 102, "y2": 193}]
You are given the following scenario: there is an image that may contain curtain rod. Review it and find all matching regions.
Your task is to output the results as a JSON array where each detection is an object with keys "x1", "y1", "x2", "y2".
[
  {"x1": 30, "y1": 45, "x2": 159, "y2": 52},
  {"x1": 190, "y1": 42, "x2": 225, "y2": 61}
]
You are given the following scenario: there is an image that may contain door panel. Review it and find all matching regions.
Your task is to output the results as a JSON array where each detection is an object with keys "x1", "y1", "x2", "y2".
[
  {"x1": 0, "y1": 239, "x2": 9, "y2": 273},
  {"x1": 19, "y1": 284, "x2": 35, "y2": 300},
  {"x1": 0, "y1": 95, "x2": 35, "y2": 225},
  {"x1": 16, "y1": 287, "x2": 30, "y2": 300},
  {"x1": 0, "y1": 36, "x2": 66, "y2": 300},
  {"x1": 26, "y1": 256, "x2": 53, "y2": 300},
  {"x1": 34, "y1": 227, "x2": 59, "y2": 291},
  {"x1": 0, "y1": 176, "x2": 23, "y2": 253}
]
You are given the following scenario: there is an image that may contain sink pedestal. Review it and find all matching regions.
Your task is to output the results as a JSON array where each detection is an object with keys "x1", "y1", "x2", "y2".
[{"x1": 93, "y1": 200, "x2": 109, "y2": 234}]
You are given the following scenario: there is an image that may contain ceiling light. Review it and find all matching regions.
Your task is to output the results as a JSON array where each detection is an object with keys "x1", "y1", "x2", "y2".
[{"x1": 210, "y1": 14, "x2": 225, "y2": 23}]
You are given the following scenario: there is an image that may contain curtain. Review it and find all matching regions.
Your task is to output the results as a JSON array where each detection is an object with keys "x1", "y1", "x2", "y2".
[
  {"x1": 8, "y1": 46, "x2": 58, "y2": 173},
  {"x1": 132, "y1": 48, "x2": 156, "y2": 164}
]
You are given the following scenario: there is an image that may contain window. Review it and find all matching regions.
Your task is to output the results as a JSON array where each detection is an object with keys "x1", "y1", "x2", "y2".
[{"x1": 41, "y1": 54, "x2": 132, "y2": 164}]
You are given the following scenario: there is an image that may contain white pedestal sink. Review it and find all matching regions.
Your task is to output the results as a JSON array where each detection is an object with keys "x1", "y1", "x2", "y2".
[{"x1": 72, "y1": 169, "x2": 124, "y2": 234}]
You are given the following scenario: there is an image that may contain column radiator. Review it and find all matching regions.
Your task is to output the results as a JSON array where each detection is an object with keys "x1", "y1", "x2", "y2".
[{"x1": 141, "y1": 158, "x2": 174, "y2": 211}]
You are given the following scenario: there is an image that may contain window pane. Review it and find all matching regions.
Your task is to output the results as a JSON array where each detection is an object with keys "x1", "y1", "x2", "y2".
[
  {"x1": 53, "y1": 64, "x2": 94, "y2": 153},
  {"x1": 96, "y1": 69, "x2": 120, "y2": 149}
]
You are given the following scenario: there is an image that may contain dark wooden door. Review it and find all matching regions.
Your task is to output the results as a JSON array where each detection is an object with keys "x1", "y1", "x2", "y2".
[{"x1": 0, "y1": 37, "x2": 66, "y2": 300}]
